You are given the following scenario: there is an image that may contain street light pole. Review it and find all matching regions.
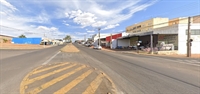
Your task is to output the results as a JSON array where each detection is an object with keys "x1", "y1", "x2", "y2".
[{"x1": 98, "y1": 27, "x2": 101, "y2": 46}]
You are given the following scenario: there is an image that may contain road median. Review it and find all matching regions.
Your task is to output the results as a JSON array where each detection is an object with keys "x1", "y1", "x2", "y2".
[{"x1": 60, "y1": 43, "x2": 79, "y2": 52}]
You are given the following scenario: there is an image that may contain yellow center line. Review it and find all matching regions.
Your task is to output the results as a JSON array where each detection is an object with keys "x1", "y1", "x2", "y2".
[
  {"x1": 32, "y1": 62, "x2": 69, "y2": 75},
  {"x1": 24, "y1": 63, "x2": 77, "y2": 85},
  {"x1": 82, "y1": 74, "x2": 104, "y2": 94},
  {"x1": 27, "y1": 65, "x2": 86, "y2": 94},
  {"x1": 54, "y1": 69, "x2": 93, "y2": 94}
]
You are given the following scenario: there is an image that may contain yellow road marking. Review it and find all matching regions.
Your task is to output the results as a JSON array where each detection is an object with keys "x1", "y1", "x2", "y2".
[
  {"x1": 24, "y1": 63, "x2": 77, "y2": 85},
  {"x1": 32, "y1": 62, "x2": 69, "y2": 75},
  {"x1": 27, "y1": 65, "x2": 86, "y2": 94},
  {"x1": 20, "y1": 65, "x2": 44, "y2": 94},
  {"x1": 82, "y1": 74, "x2": 104, "y2": 94},
  {"x1": 54, "y1": 69, "x2": 93, "y2": 94}
]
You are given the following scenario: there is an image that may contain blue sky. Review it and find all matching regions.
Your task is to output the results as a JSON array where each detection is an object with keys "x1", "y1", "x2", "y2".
[{"x1": 0, "y1": 0, "x2": 199, "y2": 41}]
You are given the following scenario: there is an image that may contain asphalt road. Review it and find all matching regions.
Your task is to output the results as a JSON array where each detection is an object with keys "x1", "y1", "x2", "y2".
[
  {"x1": 0, "y1": 45, "x2": 64, "y2": 94},
  {"x1": 1, "y1": 43, "x2": 200, "y2": 94},
  {"x1": 0, "y1": 49, "x2": 37, "y2": 60},
  {"x1": 72, "y1": 44, "x2": 200, "y2": 94}
]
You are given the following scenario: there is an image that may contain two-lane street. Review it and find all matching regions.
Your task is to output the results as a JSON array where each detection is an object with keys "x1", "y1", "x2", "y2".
[{"x1": 0, "y1": 44, "x2": 200, "y2": 94}]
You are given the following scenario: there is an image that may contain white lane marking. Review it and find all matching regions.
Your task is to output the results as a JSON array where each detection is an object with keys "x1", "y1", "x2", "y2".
[
  {"x1": 190, "y1": 60, "x2": 200, "y2": 64},
  {"x1": 174, "y1": 59, "x2": 200, "y2": 66},
  {"x1": 42, "y1": 51, "x2": 61, "y2": 65},
  {"x1": 177, "y1": 59, "x2": 200, "y2": 64},
  {"x1": 183, "y1": 60, "x2": 193, "y2": 63},
  {"x1": 151, "y1": 57, "x2": 200, "y2": 67}
]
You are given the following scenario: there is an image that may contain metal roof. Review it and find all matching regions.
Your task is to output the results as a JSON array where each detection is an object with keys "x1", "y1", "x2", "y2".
[{"x1": 119, "y1": 25, "x2": 180, "y2": 40}]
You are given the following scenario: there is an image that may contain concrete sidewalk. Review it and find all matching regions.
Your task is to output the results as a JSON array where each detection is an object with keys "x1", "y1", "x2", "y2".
[{"x1": 102, "y1": 48, "x2": 200, "y2": 58}]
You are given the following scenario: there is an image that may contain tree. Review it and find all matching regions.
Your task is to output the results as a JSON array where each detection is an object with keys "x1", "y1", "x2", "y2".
[
  {"x1": 19, "y1": 34, "x2": 26, "y2": 38},
  {"x1": 63, "y1": 35, "x2": 72, "y2": 43},
  {"x1": 87, "y1": 38, "x2": 92, "y2": 41},
  {"x1": 3, "y1": 39, "x2": 8, "y2": 43}
]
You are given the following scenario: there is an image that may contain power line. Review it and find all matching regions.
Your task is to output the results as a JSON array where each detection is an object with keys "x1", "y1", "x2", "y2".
[{"x1": 0, "y1": 25, "x2": 25, "y2": 31}]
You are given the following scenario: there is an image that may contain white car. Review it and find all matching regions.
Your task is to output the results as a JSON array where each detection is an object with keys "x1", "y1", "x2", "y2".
[{"x1": 93, "y1": 45, "x2": 102, "y2": 50}]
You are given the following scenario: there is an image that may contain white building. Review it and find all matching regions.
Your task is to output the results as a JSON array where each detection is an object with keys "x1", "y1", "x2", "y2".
[
  {"x1": 106, "y1": 32, "x2": 130, "y2": 49},
  {"x1": 154, "y1": 23, "x2": 200, "y2": 54},
  {"x1": 178, "y1": 24, "x2": 200, "y2": 54},
  {"x1": 92, "y1": 33, "x2": 110, "y2": 46},
  {"x1": 117, "y1": 23, "x2": 200, "y2": 54}
]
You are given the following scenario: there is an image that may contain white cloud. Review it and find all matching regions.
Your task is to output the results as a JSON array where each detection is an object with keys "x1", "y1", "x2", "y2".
[
  {"x1": 75, "y1": 32, "x2": 87, "y2": 35},
  {"x1": 103, "y1": 24, "x2": 119, "y2": 30},
  {"x1": 62, "y1": 20, "x2": 70, "y2": 26},
  {"x1": 30, "y1": 25, "x2": 36, "y2": 28},
  {"x1": 0, "y1": 0, "x2": 158, "y2": 40},
  {"x1": 36, "y1": 26, "x2": 58, "y2": 31},
  {"x1": 64, "y1": 24, "x2": 69, "y2": 26},
  {"x1": 0, "y1": 11, "x2": 7, "y2": 15},
  {"x1": 35, "y1": 26, "x2": 68, "y2": 39},
  {"x1": 87, "y1": 30, "x2": 95, "y2": 33},
  {"x1": 61, "y1": 0, "x2": 157, "y2": 28},
  {"x1": 92, "y1": 21, "x2": 107, "y2": 27},
  {"x1": 66, "y1": 10, "x2": 99, "y2": 27},
  {"x1": 0, "y1": 0, "x2": 18, "y2": 11}
]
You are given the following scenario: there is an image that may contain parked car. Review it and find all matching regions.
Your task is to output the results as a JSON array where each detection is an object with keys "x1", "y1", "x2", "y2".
[
  {"x1": 85, "y1": 43, "x2": 91, "y2": 47},
  {"x1": 93, "y1": 45, "x2": 102, "y2": 50}
]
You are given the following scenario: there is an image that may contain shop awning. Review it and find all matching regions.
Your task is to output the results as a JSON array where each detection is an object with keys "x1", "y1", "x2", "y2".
[{"x1": 117, "y1": 29, "x2": 178, "y2": 40}]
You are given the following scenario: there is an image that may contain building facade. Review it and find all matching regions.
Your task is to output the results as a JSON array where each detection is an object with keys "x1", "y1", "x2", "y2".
[
  {"x1": 92, "y1": 33, "x2": 110, "y2": 46},
  {"x1": 106, "y1": 32, "x2": 129, "y2": 49},
  {"x1": 0, "y1": 35, "x2": 13, "y2": 43},
  {"x1": 126, "y1": 18, "x2": 169, "y2": 33}
]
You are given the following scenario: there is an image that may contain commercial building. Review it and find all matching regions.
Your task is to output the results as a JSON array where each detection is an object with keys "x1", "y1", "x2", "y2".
[
  {"x1": 92, "y1": 33, "x2": 110, "y2": 46},
  {"x1": 169, "y1": 15, "x2": 200, "y2": 26},
  {"x1": 126, "y1": 18, "x2": 169, "y2": 33},
  {"x1": 119, "y1": 15, "x2": 200, "y2": 54},
  {"x1": 105, "y1": 32, "x2": 129, "y2": 49}
]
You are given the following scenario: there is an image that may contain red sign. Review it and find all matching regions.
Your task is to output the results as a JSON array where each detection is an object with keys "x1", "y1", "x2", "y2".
[{"x1": 106, "y1": 33, "x2": 122, "y2": 42}]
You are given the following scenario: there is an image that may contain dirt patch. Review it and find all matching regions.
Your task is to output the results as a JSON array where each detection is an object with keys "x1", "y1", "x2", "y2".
[
  {"x1": 0, "y1": 43, "x2": 52, "y2": 49},
  {"x1": 60, "y1": 43, "x2": 79, "y2": 52}
]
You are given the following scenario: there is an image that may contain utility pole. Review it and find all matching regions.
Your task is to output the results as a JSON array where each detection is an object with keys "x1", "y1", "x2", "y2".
[
  {"x1": 150, "y1": 34, "x2": 153, "y2": 54},
  {"x1": 187, "y1": 17, "x2": 191, "y2": 57},
  {"x1": 110, "y1": 33, "x2": 112, "y2": 49},
  {"x1": 43, "y1": 33, "x2": 45, "y2": 48},
  {"x1": 84, "y1": 35, "x2": 86, "y2": 42},
  {"x1": 98, "y1": 28, "x2": 101, "y2": 46}
]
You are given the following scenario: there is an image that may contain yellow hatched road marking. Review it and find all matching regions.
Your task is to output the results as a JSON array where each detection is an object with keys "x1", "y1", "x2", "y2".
[
  {"x1": 82, "y1": 74, "x2": 104, "y2": 94},
  {"x1": 54, "y1": 69, "x2": 93, "y2": 94},
  {"x1": 20, "y1": 65, "x2": 44, "y2": 94},
  {"x1": 24, "y1": 63, "x2": 77, "y2": 85},
  {"x1": 27, "y1": 65, "x2": 86, "y2": 94},
  {"x1": 32, "y1": 62, "x2": 69, "y2": 75}
]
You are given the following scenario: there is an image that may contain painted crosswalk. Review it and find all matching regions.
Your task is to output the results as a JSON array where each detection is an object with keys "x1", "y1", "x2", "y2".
[
  {"x1": 176, "y1": 59, "x2": 200, "y2": 66},
  {"x1": 20, "y1": 62, "x2": 116, "y2": 94},
  {"x1": 150, "y1": 56, "x2": 200, "y2": 66}
]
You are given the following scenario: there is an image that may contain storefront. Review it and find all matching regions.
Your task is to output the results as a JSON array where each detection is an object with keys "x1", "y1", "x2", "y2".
[{"x1": 106, "y1": 33, "x2": 129, "y2": 49}]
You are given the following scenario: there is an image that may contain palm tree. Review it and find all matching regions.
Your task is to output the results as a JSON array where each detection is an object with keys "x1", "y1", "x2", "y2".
[{"x1": 63, "y1": 35, "x2": 71, "y2": 43}]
